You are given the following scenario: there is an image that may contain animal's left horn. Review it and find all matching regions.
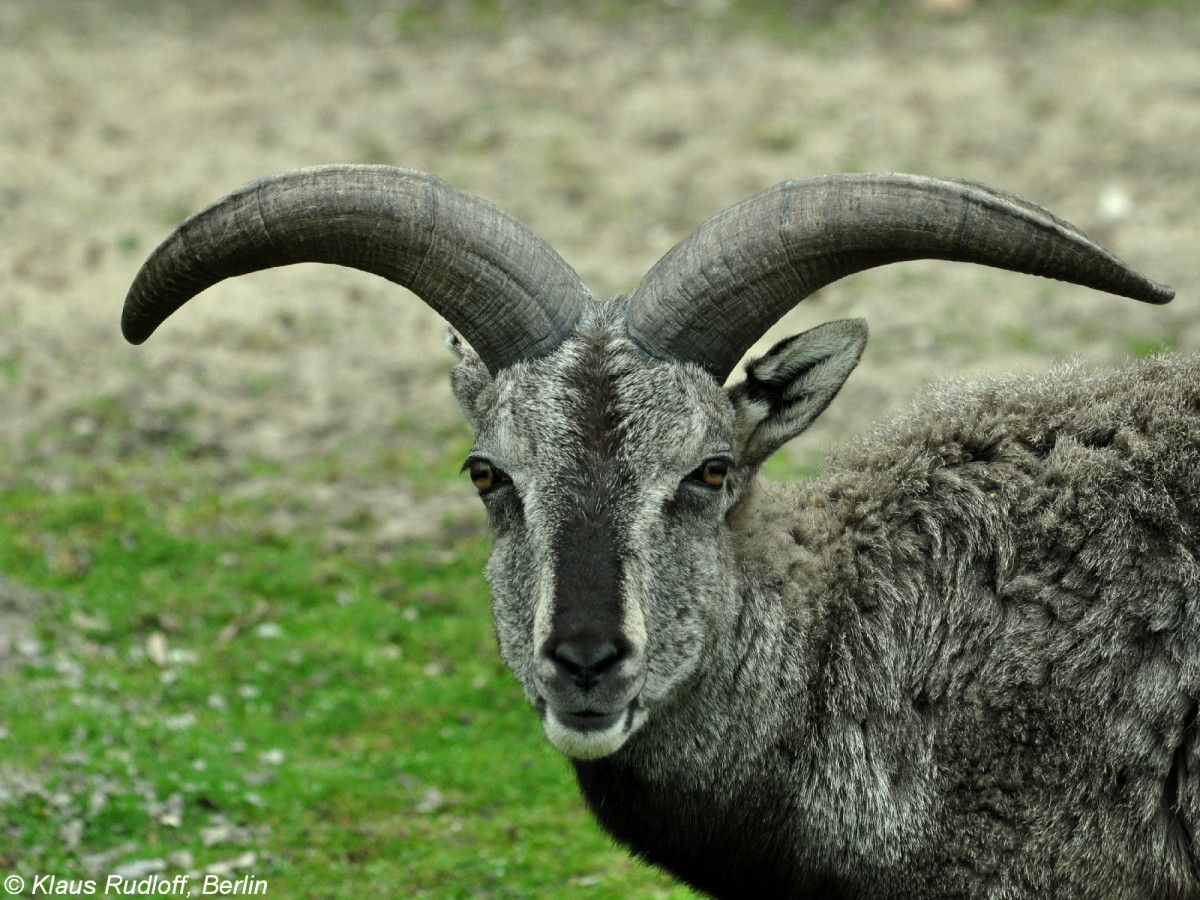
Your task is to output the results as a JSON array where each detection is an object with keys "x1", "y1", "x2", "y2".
[
  {"x1": 626, "y1": 173, "x2": 1174, "y2": 381},
  {"x1": 122, "y1": 165, "x2": 589, "y2": 373}
]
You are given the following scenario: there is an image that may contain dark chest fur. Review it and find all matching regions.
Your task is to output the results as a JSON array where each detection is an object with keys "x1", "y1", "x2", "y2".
[{"x1": 572, "y1": 757, "x2": 866, "y2": 899}]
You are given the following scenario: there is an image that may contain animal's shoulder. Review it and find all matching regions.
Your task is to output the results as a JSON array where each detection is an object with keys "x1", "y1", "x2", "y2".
[{"x1": 830, "y1": 354, "x2": 1200, "y2": 500}]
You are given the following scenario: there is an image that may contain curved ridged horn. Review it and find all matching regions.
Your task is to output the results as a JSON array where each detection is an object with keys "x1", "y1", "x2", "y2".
[
  {"x1": 627, "y1": 173, "x2": 1174, "y2": 381},
  {"x1": 122, "y1": 165, "x2": 589, "y2": 373}
]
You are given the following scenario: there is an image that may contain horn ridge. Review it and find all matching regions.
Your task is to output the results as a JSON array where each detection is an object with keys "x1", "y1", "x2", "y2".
[
  {"x1": 122, "y1": 164, "x2": 589, "y2": 373},
  {"x1": 627, "y1": 173, "x2": 1174, "y2": 381}
]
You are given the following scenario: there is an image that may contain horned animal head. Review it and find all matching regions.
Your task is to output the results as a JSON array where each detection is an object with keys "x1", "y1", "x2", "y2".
[{"x1": 123, "y1": 165, "x2": 1171, "y2": 758}]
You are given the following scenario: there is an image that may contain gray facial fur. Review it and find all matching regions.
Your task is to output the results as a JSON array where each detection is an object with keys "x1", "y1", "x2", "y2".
[{"x1": 450, "y1": 301, "x2": 772, "y2": 759}]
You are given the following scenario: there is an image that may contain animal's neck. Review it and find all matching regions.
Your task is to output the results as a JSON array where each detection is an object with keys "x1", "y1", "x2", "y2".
[{"x1": 569, "y1": 640, "x2": 818, "y2": 895}]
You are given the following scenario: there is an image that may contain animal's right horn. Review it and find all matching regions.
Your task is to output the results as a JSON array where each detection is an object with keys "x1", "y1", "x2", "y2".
[
  {"x1": 122, "y1": 165, "x2": 589, "y2": 373},
  {"x1": 627, "y1": 173, "x2": 1174, "y2": 382}
]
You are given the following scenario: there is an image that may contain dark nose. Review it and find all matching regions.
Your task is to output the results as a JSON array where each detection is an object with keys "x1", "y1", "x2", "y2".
[{"x1": 548, "y1": 638, "x2": 628, "y2": 690}]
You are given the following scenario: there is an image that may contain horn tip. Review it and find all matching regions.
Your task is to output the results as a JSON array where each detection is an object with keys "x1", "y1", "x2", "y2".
[
  {"x1": 120, "y1": 301, "x2": 155, "y2": 345},
  {"x1": 1124, "y1": 278, "x2": 1175, "y2": 305},
  {"x1": 1148, "y1": 283, "x2": 1176, "y2": 305}
]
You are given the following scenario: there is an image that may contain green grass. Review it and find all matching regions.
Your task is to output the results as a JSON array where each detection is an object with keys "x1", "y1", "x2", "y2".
[{"x1": 0, "y1": 436, "x2": 690, "y2": 896}]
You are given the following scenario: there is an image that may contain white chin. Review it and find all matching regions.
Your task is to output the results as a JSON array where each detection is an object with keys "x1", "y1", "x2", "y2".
[{"x1": 544, "y1": 710, "x2": 637, "y2": 760}]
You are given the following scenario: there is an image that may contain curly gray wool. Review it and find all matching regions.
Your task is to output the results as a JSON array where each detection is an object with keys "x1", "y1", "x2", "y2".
[{"x1": 728, "y1": 354, "x2": 1200, "y2": 896}]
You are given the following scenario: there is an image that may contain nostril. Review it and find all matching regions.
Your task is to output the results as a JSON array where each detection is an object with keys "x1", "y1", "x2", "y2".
[
  {"x1": 554, "y1": 640, "x2": 619, "y2": 672},
  {"x1": 548, "y1": 639, "x2": 627, "y2": 688}
]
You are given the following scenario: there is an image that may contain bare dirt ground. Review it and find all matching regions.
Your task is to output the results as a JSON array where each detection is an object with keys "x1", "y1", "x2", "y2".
[{"x1": 2, "y1": 0, "x2": 1199, "y2": 540}]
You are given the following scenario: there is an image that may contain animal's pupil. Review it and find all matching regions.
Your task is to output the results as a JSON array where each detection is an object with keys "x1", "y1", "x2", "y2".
[{"x1": 472, "y1": 462, "x2": 494, "y2": 490}]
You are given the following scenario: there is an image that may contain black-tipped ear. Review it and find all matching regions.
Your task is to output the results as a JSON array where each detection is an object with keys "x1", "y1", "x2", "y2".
[
  {"x1": 728, "y1": 319, "x2": 867, "y2": 471},
  {"x1": 447, "y1": 327, "x2": 493, "y2": 429}
]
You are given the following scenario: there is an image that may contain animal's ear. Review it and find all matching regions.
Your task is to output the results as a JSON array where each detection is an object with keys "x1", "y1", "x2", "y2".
[
  {"x1": 446, "y1": 327, "x2": 492, "y2": 429},
  {"x1": 728, "y1": 319, "x2": 867, "y2": 471}
]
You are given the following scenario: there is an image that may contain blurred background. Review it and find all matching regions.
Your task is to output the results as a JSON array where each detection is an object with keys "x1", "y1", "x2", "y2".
[{"x1": 1, "y1": 0, "x2": 1197, "y2": 894}]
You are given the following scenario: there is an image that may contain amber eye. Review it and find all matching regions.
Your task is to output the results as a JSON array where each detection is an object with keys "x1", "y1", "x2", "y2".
[
  {"x1": 469, "y1": 459, "x2": 496, "y2": 491},
  {"x1": 690, "y1": 458, "x2": 730, "y2": 489},
  {"x1": 465, "y1": 458, "x2": 508, "y2": 493}
]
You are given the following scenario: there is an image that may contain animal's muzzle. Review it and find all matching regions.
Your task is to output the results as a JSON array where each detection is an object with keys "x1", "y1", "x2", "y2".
[{"x1": 546, "y1": 636, "x2": 631, "y2": 691}]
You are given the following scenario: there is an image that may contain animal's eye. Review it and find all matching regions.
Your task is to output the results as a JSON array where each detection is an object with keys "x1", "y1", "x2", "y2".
[
  {"x1": 689, "y1": 458, "x2": 730, "y2": 489},
  {"x1": 465, "y1": 458, "x2": 509, "y2": 493}
]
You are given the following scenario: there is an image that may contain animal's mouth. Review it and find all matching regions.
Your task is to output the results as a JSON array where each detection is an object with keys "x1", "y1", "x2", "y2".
[
  {"x1": 555, "y1": 708, "x2": 625, "y2": 733},
  {"x1": 537, "y1": 698, "x2": 645, "y2": 759},
  {"x1": 539, "y1": 694, "x2": 641, "y2": 731}
]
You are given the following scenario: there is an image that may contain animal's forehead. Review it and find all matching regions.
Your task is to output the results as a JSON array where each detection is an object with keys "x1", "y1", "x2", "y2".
[{"x1": 480, "y1": 323, "x2": 733, "y2": 467}]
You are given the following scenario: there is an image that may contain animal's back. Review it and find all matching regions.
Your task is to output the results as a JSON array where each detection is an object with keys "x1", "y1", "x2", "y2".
[{"x1": 746, "y1": 355, "x2": 1200, "y2": 897}]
